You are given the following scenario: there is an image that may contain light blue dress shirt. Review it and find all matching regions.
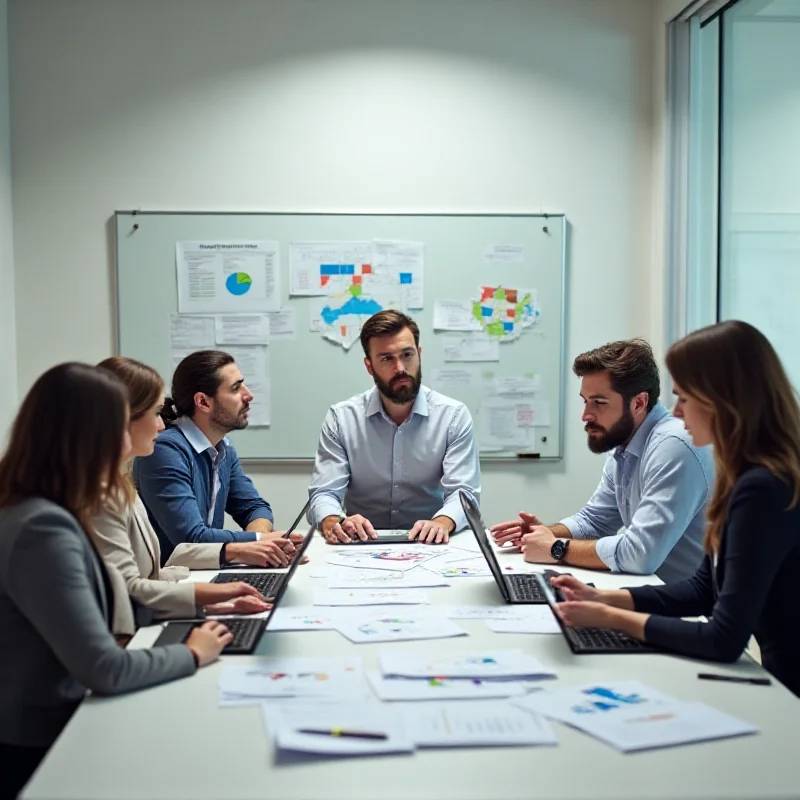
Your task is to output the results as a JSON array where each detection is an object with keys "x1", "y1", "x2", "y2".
[
  {"x1": 560, "y1": 403, "x2": 714, "y2": 583},
  {"x1": 308, "y1": 385, "x2": 481, "y2": 532}
]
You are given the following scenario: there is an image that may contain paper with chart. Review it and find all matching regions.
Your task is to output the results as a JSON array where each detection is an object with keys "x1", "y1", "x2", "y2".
[
  {"x1": 214, "y1": 314, "x2": 270, "y2": 345},
  {"x1": 398, "y1": 701, "x2": 557, "y2": 747},
  {"x1": 223, "y1": 345, "x2": 270, "y2": 426},
  {"x1": 169, "y1": 314, "x2": 215, "y2": 349},
  {"x1": 266, "y1": 606, "x2": 341, "y2": 631},
  {"x1": 433, "y1": 299, "x2": 482, "y2": 332},
  {"x1": 327, "y1": 567, "x2": 450, "y2": 589},
  {"x1": 313, "y1": 588, "x2": 429, "y2": 606},
  {"x1": 572, "y1": 700, "x2": 758, "y2": 753},
  {"x1": 366, "y1": 671, "x2": 526, "y2": 702},
  {"x1": 438, "y1": 605, "x2": 538, "y2": 620},
  {"x1": 290, "y1": 240, "x2": 415, "y2": 350},
  {"x1": 472, "y1": 286, "x2": 540, "y2": 341},
  {"x1": 442, "y1": 333, "x2": 500, "y2": 362},
  {"x1": 484, "y1": 244, "x2": 526, "y2": 265},
  {"x1": 176, "y1": 241, "x2": 280, "y2": 314},
  {"x1": 218, "y1": 657, "x2": 363, "y2": 702},
  {"x1": 335, "y1": 609, "x2": 468, "y2": 644},
  {"x1": 380, "y1": 650, "x2": 556, "y2": 680},
  {"x1": 325, "y1": 545, "x2": 442, "y2": 572},
  {"x1": 431, "y1": 367, "x2": 475, "y2": 396},
  {"x1": 265, "y1": 702, "x2": 414, "y2": 756},
  {"x1": 424, "y1": 558, "x2": 492, "y2": 578}
]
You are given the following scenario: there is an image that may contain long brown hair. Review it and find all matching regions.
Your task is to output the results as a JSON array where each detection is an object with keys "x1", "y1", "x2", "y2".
[
  {"x1": 97, "y1": 356, "x2": 164, "y2": 421},
  {"x1": 0, "y1": 363, "x2": 130, "y2": 533},
  {"x1": 666, "y1": 320, "x2": 800, "y2": 553}
]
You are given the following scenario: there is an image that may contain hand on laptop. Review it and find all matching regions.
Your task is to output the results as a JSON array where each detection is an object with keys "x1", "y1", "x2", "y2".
[
  {"x1": 224, "y1": 540, "x2": 294, "y2": 568},
  {"x1": 548, "y1": 574, "x2": 600, "y2": 603},
  {"x1": 490, "y1": 511, "x2": 543, "y2": 547},
  {"x1": 186, "y1": 621, "x2": 233, "y2": 667},
  {"x1": 321, "y1": 514, "x2": 377, "y2": 544},
  {"x1": 520, "y1": 526, "x2": 557, "y2": 563},
  {"x1": 409, "y1": 517, "x2": 453, "y2": 544},
  {"x1": 265, "y1": 530, "x2": 306, "y2": 544},
  {"x1": 194, "y1": 581, "x2": 269, "y2": 607},
  {"x1": 203, "y1": 596, "x2": 273, "y2": 616}
]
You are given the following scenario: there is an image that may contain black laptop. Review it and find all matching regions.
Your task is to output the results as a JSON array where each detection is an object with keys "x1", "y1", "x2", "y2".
[
  {"x1": 534, "y1": 572, "x2": 655, "y2": 654},
  {"x1": 152, "y1": 523, "x2": 315, "y2": 655},
  {"x1": 458, "y1": 490, "x2": 555, "y2": 604},
  {"x1": 345, "y1": 528, "x2": 447, "y2": 545}
]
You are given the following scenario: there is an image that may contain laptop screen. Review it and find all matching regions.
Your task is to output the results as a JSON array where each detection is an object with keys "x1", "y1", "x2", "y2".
[{"x1": 458, "y1": 490, "x2": 511, "y2": 602}]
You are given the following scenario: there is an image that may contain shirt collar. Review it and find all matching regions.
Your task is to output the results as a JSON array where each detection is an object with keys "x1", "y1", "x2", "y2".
[
  {"x1": 619, "y1": 402, "x2": 669, "y2": 459},
  {"x1": 175, "y1": 416, "x2": 228, "y2": 456},
  {"x1": 365, "y1": 385, "x2": 430, "y2": 420}
]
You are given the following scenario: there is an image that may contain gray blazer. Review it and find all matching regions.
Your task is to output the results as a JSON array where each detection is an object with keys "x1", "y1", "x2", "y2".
[{"x1": 0, "y1": 498, "x2": 196, "y2": 748}]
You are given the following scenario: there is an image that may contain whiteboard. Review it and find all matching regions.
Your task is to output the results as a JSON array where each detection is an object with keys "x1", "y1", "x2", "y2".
[{"x1": 115, "y1": 212, "x2": 566, "y2": 461}]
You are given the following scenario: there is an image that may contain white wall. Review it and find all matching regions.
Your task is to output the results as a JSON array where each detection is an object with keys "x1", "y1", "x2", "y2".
[
  {"x1": 9, "y1": 0, "x2": 658, "y2": 527},
  {"x1": 0, "y1": 0, "x2": 16, "y2": 441}
]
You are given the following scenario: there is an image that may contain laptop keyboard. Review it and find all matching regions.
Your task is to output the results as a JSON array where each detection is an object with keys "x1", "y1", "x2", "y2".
[
  {"x1": 211, "y1": 572, "x2": 282, "y2": 597},
  {"x1": 505, "y1": 573, "x2": 548, "y2": 602},
  {"x1": 215, "y1": 618, "x2": 266, "y2": 654},
  {"x1": 567, "y1": 626, "x2": 649, "y2": 652}
]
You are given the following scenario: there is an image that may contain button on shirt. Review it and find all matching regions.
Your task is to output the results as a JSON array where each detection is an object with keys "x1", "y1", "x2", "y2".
[
  {"x1": 175, "y1": 417, "x2": 225, "y2": 525},
  {"x1": 308, "y1": 386, "x2": 481, "y2": 531},
  {"x1": 560, "y1": 404, "x2": 714, "y2": 583}
]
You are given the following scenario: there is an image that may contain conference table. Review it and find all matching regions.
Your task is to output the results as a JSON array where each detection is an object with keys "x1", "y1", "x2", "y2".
[{"x1": 23, "y1": 531, "x2": 800, "y2": 800}]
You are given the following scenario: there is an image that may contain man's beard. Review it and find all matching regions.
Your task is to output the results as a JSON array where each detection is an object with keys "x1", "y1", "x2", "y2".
[
  {"x1": 374, "y1": 368, "x2": 422, "y2": 405},
  {"x1": 210, "y1": 404, "x2": 249, "y2": 433},
  {"x1": 585, "y1": 405, "x2": 635, "y2": 453}
]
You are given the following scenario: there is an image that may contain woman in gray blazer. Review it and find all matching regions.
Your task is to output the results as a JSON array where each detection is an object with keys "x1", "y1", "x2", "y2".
[
  {"x1": 0, "y1": 363, "x2": 233, "y2": 797},
  {"x1": 92, "y1": 357, "x2": 295, "y2": 629}
]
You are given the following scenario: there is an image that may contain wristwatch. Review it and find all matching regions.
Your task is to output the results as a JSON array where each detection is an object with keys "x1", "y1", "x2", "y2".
[{"x1": 550, "y1": 538, "x2": 569, "y2": 562}]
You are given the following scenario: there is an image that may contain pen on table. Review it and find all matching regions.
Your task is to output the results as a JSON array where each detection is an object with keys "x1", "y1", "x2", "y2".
[
  {"x1": 698, "y1": 672, "x2": 772, "y2": 686},
  {"x1": 296, "y1": 728, "x2": 388, "y2": 740}
]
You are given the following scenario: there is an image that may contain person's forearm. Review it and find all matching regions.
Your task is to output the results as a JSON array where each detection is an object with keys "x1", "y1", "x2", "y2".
[
  {"x1": 604, "y1": 607, "x2": 650, "y2": 640},
  {"x1": 246, "y1": 519, "x2": 273, "y2": 535},
  {"x1": 548, "y1": 523, "x2": 572, "y2": 538},
  {"x1": 561, "y1": 539, "x2": 608, "y2": 570},
  {"x1": 599, "y1": 588, "x2": 635, "y2": 611},
  {"x1": 433, "y1": 515, "x2": 456, "y2": 534}
]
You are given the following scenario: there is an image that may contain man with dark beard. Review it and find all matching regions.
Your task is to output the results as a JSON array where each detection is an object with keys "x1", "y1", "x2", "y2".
[
  {"x1": 134, "y1": 351, "x2": 298, "y2": 564},
  {"x1": 491, "y1": 339, "x2": 714, "y2": 582},
  {"x1": 309, "y1": 311, "x2": 480, "y2": 545}
]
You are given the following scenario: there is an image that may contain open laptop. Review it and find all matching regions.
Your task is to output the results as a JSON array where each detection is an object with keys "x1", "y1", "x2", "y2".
[
  {"x1": 345, "y1": 529, "x2": 447, "y2": 545},
  {"x1": 152, "y1": 523, "x2": 315, "y2": 655},
  {"x1": 535, "y1": 572, "x2": 655, "y2": 654},
  {"x1": 458, "y1": 490, "x2": 555, "y2": 604}
]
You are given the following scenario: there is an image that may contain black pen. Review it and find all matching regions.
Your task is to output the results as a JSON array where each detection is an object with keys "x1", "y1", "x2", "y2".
[
  {"x1": 698, "y1": 672, "x2": 772, "y2": 686},
  {"x1": 297, "y1": 728, "x2": 388, "y2": 740}
]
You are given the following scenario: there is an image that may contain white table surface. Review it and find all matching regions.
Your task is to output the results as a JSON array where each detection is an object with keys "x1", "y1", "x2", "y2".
[{"x1": 23, "y1": 533, "x2": 800, "y2": 800}]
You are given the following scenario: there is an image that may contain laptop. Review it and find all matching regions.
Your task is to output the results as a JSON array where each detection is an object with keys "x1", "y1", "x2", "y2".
[
  {"x1": 345, "y1": 529, "x2": 448, "y2": 545},
  {"x1": 152, "y1": 524, "x2": 315, "y2": 655},
  {"x1": 534, "y1": 572, "x2": 655, "y2": 654},
  {"x1": 218, "y1": 498, "x2": 312, "y2": 568},
  {"x1": 458, "y1": 490, "x2": 555, "y2": 604}
]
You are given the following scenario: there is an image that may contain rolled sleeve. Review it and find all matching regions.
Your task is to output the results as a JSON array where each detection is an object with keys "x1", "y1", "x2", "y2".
[
  {"x1": 435, "y1": 406, "x2": 481, "y2": 532},
  {"x1": 606, "y1": 437, "x2": 710, "y2": 575},
  {"x1": 308, "y1": 409, "x2": 350, "y2": 527},
  {"x1": 560, "y1": 455, "x2": 623, "y2": 540}
]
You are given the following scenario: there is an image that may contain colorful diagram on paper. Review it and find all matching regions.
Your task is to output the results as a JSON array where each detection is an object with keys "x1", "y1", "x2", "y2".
[
  {"x1": 225, "y1": 271, "x2": 253, "y2": 296},
  {"x1": 571, "y1": 686, "x2": 647, "y2": 714},
  {"x1": 358, "y1": 618, "x2": 419, "y2": 636},
  {"x1": 472, "y1": 286, "x2": 540, "y2": 341}
]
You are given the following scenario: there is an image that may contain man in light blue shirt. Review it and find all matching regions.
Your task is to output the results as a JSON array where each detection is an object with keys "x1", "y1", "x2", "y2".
[
  {"x1": 491, "y1": 339, "x2": 713, "y2": 582},
  {"x1": 309, "y1": 310, "x2": 481, "y2": 545}
]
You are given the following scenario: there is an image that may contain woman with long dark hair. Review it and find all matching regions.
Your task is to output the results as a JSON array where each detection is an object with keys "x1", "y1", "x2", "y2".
[
  {"x1": 0, "y1": 363, "x2": 232, "y2": 797},
  {"x1": 550, "y1": 321, "x2": 800, "y2": 696}
]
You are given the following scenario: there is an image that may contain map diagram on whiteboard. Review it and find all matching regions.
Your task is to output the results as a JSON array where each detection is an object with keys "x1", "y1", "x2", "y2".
[{"x1": 472, "y1": 286, "x2": 540, "y2": 341}]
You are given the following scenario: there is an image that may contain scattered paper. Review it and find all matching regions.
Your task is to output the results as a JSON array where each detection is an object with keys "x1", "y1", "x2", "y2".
[
  {"x1": 224, "y1": 345, "x2": 270, "y2": 426},
  {"x1": 266, "y1": 606, "x2": 340, "y2": 631},
  {"x1": 438, "y1": 605, "x2": 531, "y2": 620},
  {"x1": 176, "y1": 241, "x2": 280, "y2": 314},
  {"x1": 471, "y1": 286, "x2": 540, "y2": 341},
  {"x1": 335, "y1": 610, "x2": 468, "y2": 644},
  {"x1": 289, "y1": 241, "x2": 372, "y2": 297},
  {"x1": 266, "y1": 701, "x2": 415, "y2": 756},
  {"x1": 313, "y1": 588, "x2": 429, "y2": 606},
  {"x1": 484, "y1": 244, "x2": 525, "y2": 265},
  {"x1": 478, "y1": 401, "x2": 535, "y2": 451},
  {"x1": 424, "y1": 558, "x2": 492, "y2": 578},
  {"x1": 328, "y1": 567, "x2": 450, "y2": 589},
  {"x1": 433, "y1": 300, "x2": 482, "y2": 332},
  {"x1": 367, "y1": 671, "x2": 526, "y2": 702},
  {"x1": 325, "y1": 545, "x2": 442, "y2": 573},
  {"x1": 398, "y1": 700, "x2": 558, "y2": 747},
  {"x1": 372, "y1": 239, "x2": 425, "y2": 309},
  {"x1": 214, "y1": 314, "x2": 270, "y2": 345},
  {"x1": 486, "y1": 607, "x2": 561, "y2": 634},
  {"x1": 381, "y1": 650, "x2": 556, "y2": 680},
  {"x1": 169, "y1": 314, "x2": 215, "y2": 350},
  {"x1": 266, "y1": 308, "x2": 297, "y2": 341},
  {"x1": 443, "y1": 333, "x2": 500, "y2": 362},
  {"x1": 431, "y1": 367, "x2": 475, "y2": 393}
]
